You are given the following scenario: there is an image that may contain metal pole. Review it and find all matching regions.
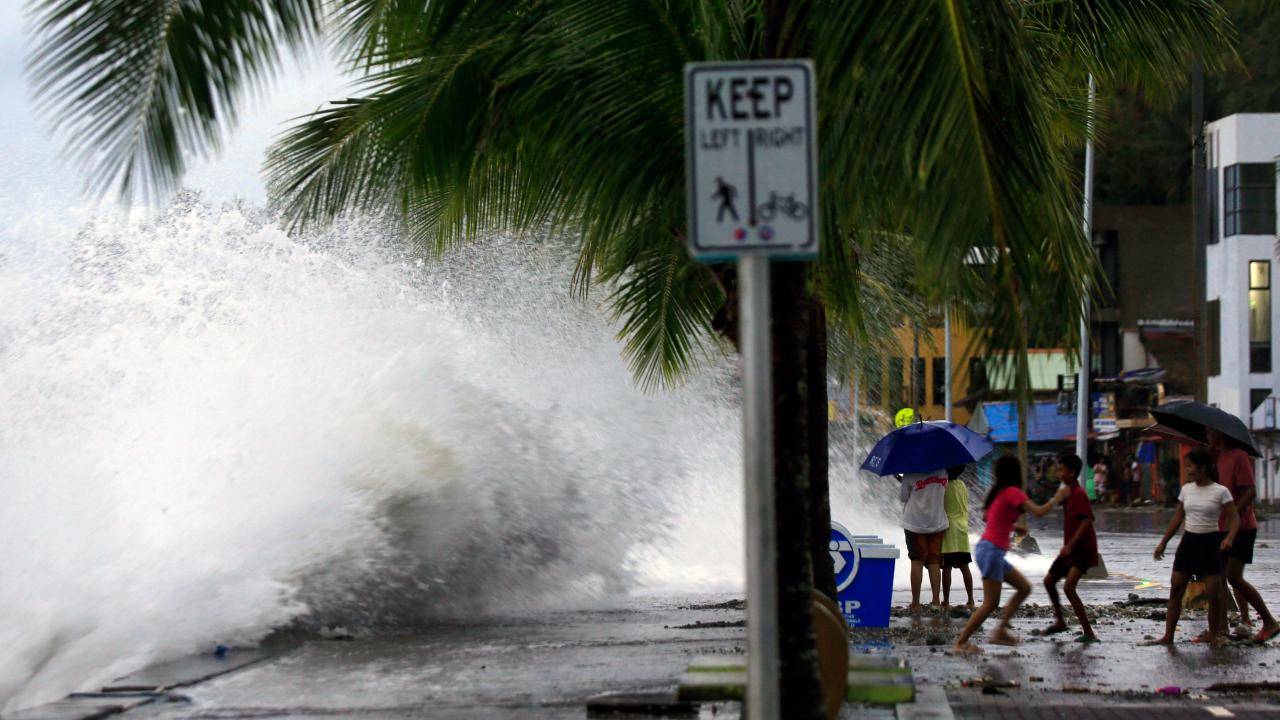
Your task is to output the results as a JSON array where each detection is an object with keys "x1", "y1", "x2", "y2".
[
  {"x1": 852, "y1": 371, "x2": 861, "y2": 448},
  {"x1": 945, "y1": 306, "x2": 954, "y2": 423},
  {"x1": 1192, "y1": 61, "x2": 1208, "y2": 403},
  {"x1": 1076, "y1": 76, "x2": 1095, "y2": 461},
  {"x1": 739, "y1": 254, "x2": 779, "y2": 720}
]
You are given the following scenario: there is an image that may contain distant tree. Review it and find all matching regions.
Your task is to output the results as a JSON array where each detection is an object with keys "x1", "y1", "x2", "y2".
[{"x1": 1096, "y1": 0, "x2": 1279, "y2": 206}]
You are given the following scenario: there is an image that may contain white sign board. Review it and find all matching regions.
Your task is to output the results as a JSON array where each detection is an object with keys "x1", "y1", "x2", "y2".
[
  {"x1": 1092, "y1": 418, "x2": 1117, "y2": 434},
  {"x1": 684, "y1": 60, "x2": 818, "y2": 261}
]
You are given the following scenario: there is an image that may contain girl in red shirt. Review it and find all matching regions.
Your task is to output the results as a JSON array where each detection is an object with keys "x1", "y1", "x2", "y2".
[{"x1": 953, "y1": 456, "x2": 1067, "y2": 654}]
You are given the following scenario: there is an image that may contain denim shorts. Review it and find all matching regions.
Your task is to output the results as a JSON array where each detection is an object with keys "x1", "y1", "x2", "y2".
[{"x1": 974, "y1": 539, "x2": 1012, "y2": 583}]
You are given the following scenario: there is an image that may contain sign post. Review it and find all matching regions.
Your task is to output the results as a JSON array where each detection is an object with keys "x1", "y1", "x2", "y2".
[{"x1": 685, "y1": 60, "x2": 818, "y2": 720}]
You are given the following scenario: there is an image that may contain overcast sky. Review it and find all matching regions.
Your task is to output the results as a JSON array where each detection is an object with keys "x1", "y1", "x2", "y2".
[{"x1": 0, "y1": 1, "x2": 348, "y2": 216}]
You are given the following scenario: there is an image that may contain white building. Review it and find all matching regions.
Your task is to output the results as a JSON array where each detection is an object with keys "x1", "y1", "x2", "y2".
[{"x1": 1204, "y1": 113, "x2": 1280, "y2": 497}]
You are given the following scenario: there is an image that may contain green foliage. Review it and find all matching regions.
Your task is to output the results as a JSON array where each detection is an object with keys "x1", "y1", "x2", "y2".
[
  {"x1": 1095, "y1": 0, "x2": 1275, "y2": 205},
  {"x1": 27, "y1": 0, "x2": 1234, "y2": 395},
  {"x1": 28, "y1": 0, "x2": 321, "y2": 202}
]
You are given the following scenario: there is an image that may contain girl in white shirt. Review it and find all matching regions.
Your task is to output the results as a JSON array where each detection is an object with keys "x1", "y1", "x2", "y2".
[{"x1": 1145, "y1": 449, "x2": 1240, "y2": 646}]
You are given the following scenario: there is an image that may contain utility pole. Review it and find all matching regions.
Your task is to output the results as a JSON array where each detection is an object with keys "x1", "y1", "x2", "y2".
[
  {"x1": 945, "y1": 306, "x2": 954, "y2": 423},
  {"x1": 1191, "y1": 61, "x2": 1208, "y2": 403},
  {"x1": 1076, "y1": 76, "x2": 1095, "y2": 462}
]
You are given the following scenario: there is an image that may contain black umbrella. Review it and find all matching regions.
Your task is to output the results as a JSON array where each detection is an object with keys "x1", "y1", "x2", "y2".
[{"x1": 1147, "y1": 400, "x2": 1262, "y2": 458}]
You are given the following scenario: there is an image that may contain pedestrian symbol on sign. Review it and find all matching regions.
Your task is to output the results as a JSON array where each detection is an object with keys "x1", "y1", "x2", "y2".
[
  {"x1": 713, "y1": 177, "x2": 739, "y2": 222},
  {"x1": 684, "y1": 60, "x2": 817, "y2": 261}
]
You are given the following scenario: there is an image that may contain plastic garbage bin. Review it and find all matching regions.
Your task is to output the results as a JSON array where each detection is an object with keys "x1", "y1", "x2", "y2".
[{"x1": 830, "y1": 522, "x2": 900, "y2": 628}]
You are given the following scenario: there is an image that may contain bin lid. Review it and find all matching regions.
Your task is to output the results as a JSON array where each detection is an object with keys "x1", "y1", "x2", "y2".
[{"x1": 855, "y1": 544, "x2": 900, "y2": 559}]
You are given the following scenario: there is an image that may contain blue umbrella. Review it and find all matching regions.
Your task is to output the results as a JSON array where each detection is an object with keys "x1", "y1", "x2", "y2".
[{"x1": 860, "y1": 421, "x2": 995, "y2": 476}]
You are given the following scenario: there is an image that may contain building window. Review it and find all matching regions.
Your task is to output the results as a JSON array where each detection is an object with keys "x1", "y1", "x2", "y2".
[
  {"x1": 1093, "y1": 230, "x2": 1119, "y2": 308},
  {"x1": 863, "y1": 360, "x2": 882, "y2": 407},
  {"x1": 931, "y1": 357, "x2": 946, "y2": 408},
  {"x1": 1251, "y1": 389, "x2": 1271, "y2": 413},
  {"x1": 1208, "y1": 299, "x2": 1221, "y2": 377},
  {"x1": 967, "y1": 357, "x2": 988, "y2": 396},
  {"x1": 888, "y1": 357, "x2": 903, "y2": 408},
  {"x1": 1224, "y1": 163, "x2": 1277, "y2": 237},
  {"x1": 1207, "y1": 165, "x2": 1219, "y2": 245},
  {"x1": 911, "y1": 358, "x2": 926, "y2": 407},
  {"x1": 1250, "y1": 261, "x2": 1271, "y2": 373}
]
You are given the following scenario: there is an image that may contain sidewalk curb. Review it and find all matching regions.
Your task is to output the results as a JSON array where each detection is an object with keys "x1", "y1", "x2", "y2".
[{"x1": 897, "y1": 684, "x2": 954, "y2": 720}]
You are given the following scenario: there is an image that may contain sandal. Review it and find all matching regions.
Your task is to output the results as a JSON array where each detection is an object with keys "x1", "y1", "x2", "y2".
[{"x1": 1255, "y1": 625, "x2": 1280, "y2": 644}]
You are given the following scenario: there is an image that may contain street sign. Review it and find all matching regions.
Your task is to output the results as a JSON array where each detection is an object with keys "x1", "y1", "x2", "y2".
[
  {"x1": 684, "y1": 58, "x2": 820, "y2": 720},
  {"x1": 684, "y1": 61, "x2": 818, "y2": 261}
]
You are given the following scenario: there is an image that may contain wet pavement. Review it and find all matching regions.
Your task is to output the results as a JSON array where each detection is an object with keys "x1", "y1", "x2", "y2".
[
  {"x1": 876, "y1": 509, "x2": 1280, "y2": 717},
  {"x1": 12, "y1": 509, "x2": 1280, "y2": 718},
  {"x1": 121, "y1": 603, "x2": 750, "y2": 719}
]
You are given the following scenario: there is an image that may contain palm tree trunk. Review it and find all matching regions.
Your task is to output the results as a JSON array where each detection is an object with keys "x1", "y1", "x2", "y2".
[
  {"x1": 755, "y1": 4, "x2": 825, "y2": 715},
  {"x1": 770, "y1": 262, "x2": 825, "y2": 720},
  {"x1": 808, "y1": 299, "x2": 836, "y2": 602}
]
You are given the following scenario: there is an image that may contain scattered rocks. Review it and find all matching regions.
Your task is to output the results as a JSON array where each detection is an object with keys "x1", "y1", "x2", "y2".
[
  {"x1": 682, "y1": 599, "x2": 746, "y2": 611},
  {"x1": 672, "y1": 620, "x2": 745, "y2": 630},
  {"x1": 319, "y1": 626, "x2": 354, "y2": 641},
  {"x1": 1206, "y1": 681, "x2": 1280, "y2": 693}
]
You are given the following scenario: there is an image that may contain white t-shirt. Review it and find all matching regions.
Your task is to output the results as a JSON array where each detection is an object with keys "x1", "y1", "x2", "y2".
[
  {"x1": 1179, "y1": 482, "x2": 1234, "y2": 534},
  {"x1": 899, "y1": 471, "x2": 949, "y2": 534}
]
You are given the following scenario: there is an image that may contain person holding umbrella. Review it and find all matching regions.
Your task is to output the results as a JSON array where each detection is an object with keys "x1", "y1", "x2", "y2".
[
  {"x1": 861, "y1": 421, "x2": 995, "y2": 614},
  {"x1": 1147, "y1": 400, "x2": 1278, "y2": 643},
  {"x1": 1208, "y1": 428, "x2": 1279, "y2": 643},
  {"x1": 900, "y1": 466, "x2": 949, "y2": 613},
  {"x1": 1143, "y1": 448, "x2": 1240, "y2": 646}
]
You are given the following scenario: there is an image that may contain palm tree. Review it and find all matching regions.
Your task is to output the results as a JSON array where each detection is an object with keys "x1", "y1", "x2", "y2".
[{"x1": 29, "y1": 1, "x2": 1232, "y2": 715}]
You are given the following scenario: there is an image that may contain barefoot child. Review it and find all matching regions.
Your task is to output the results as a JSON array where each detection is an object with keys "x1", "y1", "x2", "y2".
[
  {"x1": 953, "y1": 456, "x2": 1068, "y2": 654},
  {"x1": 1040, "y1": 452, "x2": 1099, "y2": 642},
  {"x1": 1144, "y1": 449, "x2": 1239, "y2": 646},
  {"x1": 1208, "y1": 429, "x2": 1280, "y2": 643},
  {"x1": 900, "y1": 469, "x2": 949, "y2": 613},
  {"x1": 941, "y1": 465, "x2": 975, "y2": 610}
]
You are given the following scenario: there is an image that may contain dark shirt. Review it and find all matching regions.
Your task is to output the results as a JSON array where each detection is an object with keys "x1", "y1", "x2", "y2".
[{"x1": 1062, "y1": 480, "x2": 1098, "y2": 559}]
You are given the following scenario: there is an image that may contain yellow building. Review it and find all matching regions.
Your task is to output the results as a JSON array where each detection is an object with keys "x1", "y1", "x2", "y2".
[
  {"x1": 842, "y1": 316, "x2": 1086, "y2": 429},
  {"x1": 844, "y1": 318, "x2": 976, "y2": 426}
]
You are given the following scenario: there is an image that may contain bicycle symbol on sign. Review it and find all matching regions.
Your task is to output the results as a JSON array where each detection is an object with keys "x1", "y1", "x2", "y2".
[{"x1": 755, "y1": 192, "x2": 809, "y2": 222}]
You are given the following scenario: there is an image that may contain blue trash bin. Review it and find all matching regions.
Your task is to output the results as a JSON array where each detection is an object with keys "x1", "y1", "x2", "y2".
[{"x1": 830, "y1": 522, "x2": 900, "y2": 628}]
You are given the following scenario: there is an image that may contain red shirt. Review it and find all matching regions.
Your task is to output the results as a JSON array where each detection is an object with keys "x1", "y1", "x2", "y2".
[
  {"x1": 982, "y1": 486, "x2": 1028, "y2": 551},
  {"x1": 1062, "y1": 481, "x2": 1098, "y2": 558},
  {"x1": 1217, "y1": 447, "x2": 1258, "y2": 531}
]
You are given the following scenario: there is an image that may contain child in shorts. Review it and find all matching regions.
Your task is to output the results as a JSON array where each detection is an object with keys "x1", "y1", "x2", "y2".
[
  {"x1": 953, "y1": 456, "x2": 1067, "y2": 654},
  {"x1": 941, "y1": 465, "x2": 974, "y2": 610},
  {"x1": 1040, "y1": 452, "x2": 1099, "y2": 642},
  {"x1": 1144, "y1": 448, "x2": 1240, "y2": 645}
]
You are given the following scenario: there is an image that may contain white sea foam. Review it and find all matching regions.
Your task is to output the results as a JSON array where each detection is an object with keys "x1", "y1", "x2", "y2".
[{"x1": 0, "y1": 195, "x2": 769, "y2": 711}]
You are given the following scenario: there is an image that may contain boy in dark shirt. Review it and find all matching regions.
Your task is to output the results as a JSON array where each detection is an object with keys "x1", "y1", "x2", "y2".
[{"x1": 1040, "y1": 452, "x2": 1099, "y2": 642}]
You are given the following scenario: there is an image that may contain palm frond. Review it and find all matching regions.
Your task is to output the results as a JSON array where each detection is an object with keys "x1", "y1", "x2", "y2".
[
  {"x1": 604, "y1": 223, "x2": 725, "y2": 391},
  {"x1": 28, "y1": 0, "x2": 321, "y2": 202},
  {"x1": 267, "y1": 0, "x2": 1231, "y2": 393},
  {"x1": 1022, "y1": 0, "x2": 1233, "y2": 100}
]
